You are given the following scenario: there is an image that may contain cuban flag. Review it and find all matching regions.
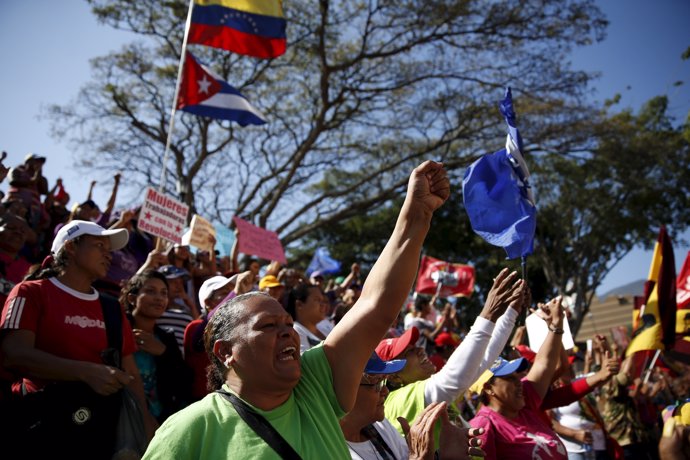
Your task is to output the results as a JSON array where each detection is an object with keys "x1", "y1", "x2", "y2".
[
  {"x1": 462, "y1": 88, "x2": 536, "y2": 260},
  {"x1": 188, "y1": 0, "x2": 286, "y2": 59},
  {"x1": 177, "y1": 51, "x2": 267, "y2": 126}
]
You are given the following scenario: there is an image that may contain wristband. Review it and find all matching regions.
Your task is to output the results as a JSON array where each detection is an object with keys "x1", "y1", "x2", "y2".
[{"x1": 548, "y1": 325, "x2": 564, "y2": 334}]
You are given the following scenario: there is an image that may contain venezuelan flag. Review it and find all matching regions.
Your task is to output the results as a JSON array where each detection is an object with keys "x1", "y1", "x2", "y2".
[{"x1": 189, "y1": 0, "x2": 286, "y2": 59}]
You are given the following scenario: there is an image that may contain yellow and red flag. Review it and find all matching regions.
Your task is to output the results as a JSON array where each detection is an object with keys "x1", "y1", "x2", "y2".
[{"x1": 627, "y1": 226, "x2": 677, "y2": 356}]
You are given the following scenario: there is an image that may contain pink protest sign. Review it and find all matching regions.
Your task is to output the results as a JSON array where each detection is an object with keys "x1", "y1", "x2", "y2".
[{"x1": 232, "y1": 216, "x2": 287, "y2": 263}]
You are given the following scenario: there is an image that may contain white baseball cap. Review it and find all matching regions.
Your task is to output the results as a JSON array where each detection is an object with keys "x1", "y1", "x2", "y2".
[
  {"x1": 198, "y1": 274, "x2": 238, "y2": 307},
  {"x1": 51, "y1": 220, "x2": 129, "y2": 254}
]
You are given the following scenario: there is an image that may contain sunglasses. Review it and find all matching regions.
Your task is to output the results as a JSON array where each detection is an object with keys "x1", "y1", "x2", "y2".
[{"x1": 360, "y1": 374, "x2": 387, "y2": 391}]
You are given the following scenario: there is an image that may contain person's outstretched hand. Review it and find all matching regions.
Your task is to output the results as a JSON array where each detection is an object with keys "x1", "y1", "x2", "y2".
[
  {"x1": 407, "y1": 161, "x2": 450, "y2": 215},
  {"x1": 534, "y1": 296, "x2": 564, "y2": 330},
  {"x1": 439, "y1": 408, "x2": 486, "y2": 459},
  {"x1": 596, "y1": 350, "x2": 620, "y2": 382},
  {"x1": 480, "y1": 268, "x2": 521, "y2": 322},
  {"x1": 399, "y1": 402, "x2": 447, "y2": 460}
]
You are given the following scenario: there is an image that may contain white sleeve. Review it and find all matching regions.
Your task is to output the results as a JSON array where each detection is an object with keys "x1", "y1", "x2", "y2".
[
  {"x1": 473, "y1": 307, "x2": 519, "y2": 382},
  {"x1": 424, "y1": 316, "x2": 494, "y2": 405}
]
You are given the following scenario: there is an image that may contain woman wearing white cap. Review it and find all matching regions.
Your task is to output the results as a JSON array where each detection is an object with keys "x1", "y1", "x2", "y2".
[{"x1": 0, "y1": 220, "x2": 156, "y2": 458}]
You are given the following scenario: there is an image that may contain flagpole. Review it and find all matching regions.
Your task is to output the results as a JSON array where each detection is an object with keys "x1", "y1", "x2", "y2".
[
  {"x1": 643, "y1": 349, "x2": 662, "y2": 384},
  {"x1": 159, "y1": 0, "x2": 196, "y2": 193}
]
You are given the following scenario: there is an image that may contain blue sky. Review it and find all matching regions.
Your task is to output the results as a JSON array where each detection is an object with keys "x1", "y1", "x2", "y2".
[{"x1": 1, "y1": 0, "x2": 689, "y2": 295}]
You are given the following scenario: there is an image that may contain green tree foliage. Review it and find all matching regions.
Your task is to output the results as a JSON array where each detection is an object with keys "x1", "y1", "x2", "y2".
[
  {"x1": 47, "y1": 0, "x2": 606, "y2": 243},
  {"x1": 532, "y1": 95, "x2": 690, "y2": 331},
  {"x1": 306, "y1": 96, "x2": 690, "y2": 334}
]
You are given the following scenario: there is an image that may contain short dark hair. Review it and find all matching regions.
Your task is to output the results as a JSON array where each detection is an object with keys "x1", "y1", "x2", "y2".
[
  {"x1": 204, "y1": 291, "x2": 271, "y2": 391},
  {"x1": 414, "y1": 296, "x2": 429, "y2": 312},
  {"x1": 286, "y1": 283, "x2": 318, "y2": 321},
  {"x1": 119, "y1": 270, "x2": 169, "y2": 312}
]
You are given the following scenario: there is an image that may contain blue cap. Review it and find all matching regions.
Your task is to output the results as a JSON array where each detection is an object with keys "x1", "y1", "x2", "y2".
[
  {"x1": 158, "y1": 265, "x2": 190, "y2": 280},
  {"x1": 489, "y1": 357, "x2": 529, "y2": 377},
  {"x1": 364, "y1": 352, "x2": 407, "y2": 375}
]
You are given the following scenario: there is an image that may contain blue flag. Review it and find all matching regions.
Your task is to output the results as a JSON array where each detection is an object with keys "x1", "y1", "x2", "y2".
[
  {"x1": 306, "y1": 247, "x2": 342, "y2": 276},
  {"x1": 462, "y1": 88, "x2": 536, "y2": 259}
]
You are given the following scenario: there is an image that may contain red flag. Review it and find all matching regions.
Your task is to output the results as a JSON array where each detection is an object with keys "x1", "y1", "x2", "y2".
[
  {"x1": 677, "y1": 251, "x2": 690, "y2": 309},
  {"x1": 177, "y1": 52, "x2": 222, "y2": 109},
  {"x1": 415, "y1": 255, "x2": 475, "y2": 297}
]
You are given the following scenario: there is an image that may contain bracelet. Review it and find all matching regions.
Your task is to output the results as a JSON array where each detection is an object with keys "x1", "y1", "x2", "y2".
[{"x1": 548, "y1": 325, "x2": 564, "y2": 334}]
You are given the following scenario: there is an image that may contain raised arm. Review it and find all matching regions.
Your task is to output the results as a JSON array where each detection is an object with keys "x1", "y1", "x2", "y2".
[
  {"x1": 324, "y1": 161, "x2": 449, "y2": 411},
  {"x1": 102, "y1": 174, "x2": 121, "y2": 216},
  {"x1": 526, "y1": 296, "x2": 565, "y2": 399},
  {"x1": 474, "y1": 276, "x2": 527, "y2": 380},
  {"x1": 425, "y1": 270, "x2": 523, "y2": 404}
]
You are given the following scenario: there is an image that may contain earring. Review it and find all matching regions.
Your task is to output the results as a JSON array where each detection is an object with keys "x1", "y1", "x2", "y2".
[{"x1": 224, "y1": 356, "x2": 233, "y2": 367}]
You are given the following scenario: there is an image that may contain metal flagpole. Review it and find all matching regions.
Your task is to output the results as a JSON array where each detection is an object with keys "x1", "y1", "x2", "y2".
[
  {"x1": 519, "y1": 255, "x2": 528, "y2": 326},
  {"x1": 643, "y1": 349, "x2": 662, "y2": 384},
  {"x1": 159, "y1": 0, "x2": 196, "y2": 193}
]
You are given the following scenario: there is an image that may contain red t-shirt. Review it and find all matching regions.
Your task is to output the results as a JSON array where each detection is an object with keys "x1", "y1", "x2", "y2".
[
  {"x1": 0, "y1": 252, "x2": 32, "y2": 306},
  {"x1": 0, "y1": 278, "x2": 136, "y2": 392},
  {"x1": 183, "y1": 318, "x2": 210, "y2": 400},
  {"x1": 470, "y1": 380, "x2": 568, "y2": 460}
]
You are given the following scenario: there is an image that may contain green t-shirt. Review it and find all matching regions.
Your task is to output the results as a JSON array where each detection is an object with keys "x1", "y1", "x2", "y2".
[
  {"x1": 384, "y1": 380, "x2": 429, "y2": 437},
  {"x1": 384, "y1": 380, "x2": 468, "y2": 449},
  {"x1": 143, "y1": 345, "x2": 350, "y2": 459}
]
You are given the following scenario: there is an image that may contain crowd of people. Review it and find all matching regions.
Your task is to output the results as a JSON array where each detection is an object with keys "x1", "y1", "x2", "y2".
[{"x1": 0, "y1": 155, "x2": 689, "y2": 459}]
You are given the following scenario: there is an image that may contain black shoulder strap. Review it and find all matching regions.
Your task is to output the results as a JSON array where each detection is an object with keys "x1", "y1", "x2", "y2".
[
  {"x1": 99, "y1": 292, "x2": 123, "y2": 369},
  {"x1": 216, "y1": 389, "x2": 302, "y2": 460},
  {"x1": 362, "y1": 424, "x2": 397, "y2": 460}
]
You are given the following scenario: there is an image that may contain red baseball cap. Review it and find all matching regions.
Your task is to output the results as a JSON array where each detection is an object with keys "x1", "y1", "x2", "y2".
[
  {"x1": 376, "y1": 327, "x2": 420, "y2": 361},
  {"x1": 434, "y1": 332, "x2": 460, "y2": 348},
  {"x1": 515, "y1": 344, "x2": 536, "y2": 363}
]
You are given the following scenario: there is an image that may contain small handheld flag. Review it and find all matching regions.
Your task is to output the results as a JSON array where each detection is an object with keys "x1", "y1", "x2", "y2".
[
  {"x1": 177, "y1": 52, "x2": 267, "y2": 126},
  {"x1": 462, "y1": 88, "x2": 536, "y2": 260},
  {"x1": 306, "y1": 247, "x2": 342, "y2": 276}
]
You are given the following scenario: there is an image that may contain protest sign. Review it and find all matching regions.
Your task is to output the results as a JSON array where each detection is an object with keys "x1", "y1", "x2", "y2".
[
  {"x1": 214, "y1": 226, "x2": 235, "y2": 257},
  {"x1": 138, "y1": 188, "x2": 189, "y2": 244},
  {"x1": 232, "y1": 216, "x2": 286, "y2": 263},
  {"x1": 187, "y1": 214, "x2": 216, "y2": 252},
  {"x1": 525, "y1": 312, "x2": 574, "y2": 352}
]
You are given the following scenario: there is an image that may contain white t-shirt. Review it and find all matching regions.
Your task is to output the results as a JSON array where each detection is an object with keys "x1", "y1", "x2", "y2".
[
  {"x1": 551, "y1": 400, "x2": 606, "y2": 452},
  {"x1": 346, "y1": 419, "x2": 408, "y2": 460},
  {"x1": 317, "y1": 318, "x2": 334, "y2": 336},
  {"x1": 294, "y1": 321, "x2": 326, "y2": 354},
  {"x1": 407, "y1": 317, "x2": 434, "y2": 349}
]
